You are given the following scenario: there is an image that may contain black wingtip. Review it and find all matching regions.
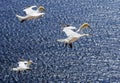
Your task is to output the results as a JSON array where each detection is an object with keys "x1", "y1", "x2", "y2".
[
  {"x1": 20, "y1": 20, "x2": 25, "y2": 23},
  {"x1": 20, "y1": 19, "x2": 27, "y2": 23},
  {"x1": 69, "y1": 43, "x2": 73, "y2": 48},
  {"x1": 65, "y1": 43, "x2": 67, "y2": 47}
]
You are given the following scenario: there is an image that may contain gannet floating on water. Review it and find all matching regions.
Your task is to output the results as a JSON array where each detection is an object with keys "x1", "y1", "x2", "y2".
[
  {"x1": 16, "y1": 6, "x2": 45, "y2": 22},
  {"x1": 57, "y1": 23, "x2": 92, "y2": 48},
  {"x1": 12, "y1": 60, "x2": 33, "y2": 71}
]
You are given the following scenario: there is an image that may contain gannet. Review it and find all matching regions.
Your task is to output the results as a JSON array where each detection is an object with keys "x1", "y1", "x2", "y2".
[
  {"x1": 16, "y1": 6, "x2": 45, "y2": 22},
  {"x1": 57, "y1": 23, "x2": 92, "y2": 48},
  {"x1": 12, "y1": 60, "x2": 33, "y2": 71}
]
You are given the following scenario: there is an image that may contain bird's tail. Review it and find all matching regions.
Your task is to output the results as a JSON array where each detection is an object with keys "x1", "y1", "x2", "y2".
[{"x1": 16, "y1": 14, "x2": 26, "y2": 23}]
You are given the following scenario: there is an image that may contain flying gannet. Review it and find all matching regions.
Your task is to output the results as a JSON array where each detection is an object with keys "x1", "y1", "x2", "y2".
[
  {"x1": 57, "y1": 23, "x2": 92, "y2": 48},
  {"x1": 12, "y1": 60, "x2": 33, "y2": 71},
  {"x1": 16, "y1": 6, "x2": 45, "y2": 22}
]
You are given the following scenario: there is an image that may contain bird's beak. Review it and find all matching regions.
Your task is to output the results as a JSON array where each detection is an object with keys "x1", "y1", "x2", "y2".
[
  {"x1": 42, "y1": 8, "x2": 46, "y2": 12},
  {"x1": 88, "y1": 26, "x2": 92, "y2": 30},
  {"x1": 31, "y1": 61, "x2": 37, "y2": 64}
]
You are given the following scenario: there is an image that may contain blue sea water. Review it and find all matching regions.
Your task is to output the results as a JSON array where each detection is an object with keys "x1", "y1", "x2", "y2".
[{"x1": 0, "y1": 0, "x2": 120, "y2": 82}]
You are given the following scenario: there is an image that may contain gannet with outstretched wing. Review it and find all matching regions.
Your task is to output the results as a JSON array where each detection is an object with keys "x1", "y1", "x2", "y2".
[
  {"x1": 16, "y1": 6, "x2": 45, "y2": 22},
  {"x1": 12, "y1": 60, "x2": 33, "y2": 71},
  {"x1": 57, "y1": 23, "x2": 92, "y2": 48}
]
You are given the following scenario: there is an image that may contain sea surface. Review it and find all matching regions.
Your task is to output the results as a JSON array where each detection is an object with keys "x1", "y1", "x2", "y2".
[{"x1": 0, "y1": 0, "x2": 120, "y2": 82}]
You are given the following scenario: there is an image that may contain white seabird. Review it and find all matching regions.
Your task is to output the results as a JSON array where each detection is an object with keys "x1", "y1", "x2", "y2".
[
  {"x1": 57, "y1": 23, "x2": 92, "y2": 48},
  {"x1": 12, "y1": 60, "x2": 33, "y2": 71},
  {"x1": 16, "y1": 5, "x2": 45, "y2": 22}
]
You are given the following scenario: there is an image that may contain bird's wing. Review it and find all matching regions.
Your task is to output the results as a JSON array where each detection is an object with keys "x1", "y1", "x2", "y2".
[
  {"x1": 63, "y1": 27, "x2": 77, "y2": 37},
  {"x1": 23, "y1": 6, "x2": 37, "y2": 15},
  {"x1": 30, "y1": 12, "x2": 45, "y2": 16},
  {"x1": 57, "y1": 36, "x2": 72, "y2": 43},
  {"x1": 66, "y1": 30, "x2": 79, "y2": 37},
  {"x1": 69, "y1": 37, "x2": 78, "y2": 43},
  {"x1": 57, "y1": 37, "x2": 73, "y2": 48},
  {"x1": 57, "y1": 35, "x2": 77, "y2": 43},
  {"x1": 64, "y1": 26, "x2": 76, "y2": 30},
  {"x1": 58, "y1": 26, "x2": 79, "y2": 43},
  {"x1": 65, "y1": 31, "x2": 81, "y2": 43}
]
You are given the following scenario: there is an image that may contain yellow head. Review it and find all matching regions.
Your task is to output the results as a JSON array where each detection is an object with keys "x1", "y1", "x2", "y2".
[
  {"x1": 80, "y1": 23, "x2": 90, "y2": 29},
  {"x1": 38, "y1": 6, "x2": 45, "y2": 12},
  {"x1": 27, "y1": 60, "x2": 32, "y2": 66}
]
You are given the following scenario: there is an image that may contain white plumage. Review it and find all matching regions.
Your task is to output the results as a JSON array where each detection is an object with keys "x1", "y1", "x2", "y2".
[
  {"x1": 16, "y1": 5, "x2": 45, "y2": 22},
  {"x1": 57, "y1": 23, "x2": 91, "y2": 48},
  {"x1": 12, "y1": 60, "x2": 32, "y2": 71}
]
